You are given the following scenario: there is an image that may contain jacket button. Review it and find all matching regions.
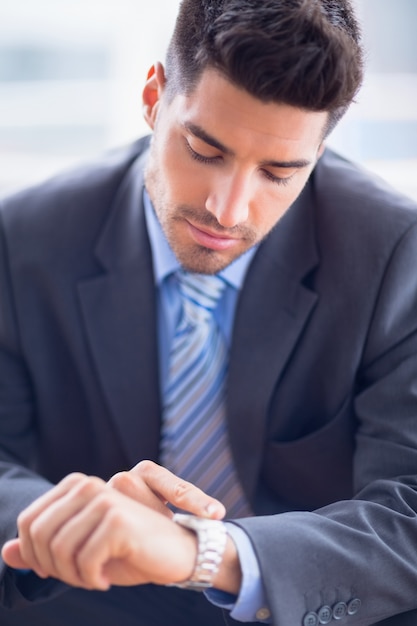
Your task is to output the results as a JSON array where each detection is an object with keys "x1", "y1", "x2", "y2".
[
  {"x1": 318, "y1": 605, "x2": 332, "y2": 624},
  {"x1": 347, "y1": 598, "x2": 362, "y2": 615},
  {"x1": 303, "y1": 611, "x2": 319, "y2": 626},
  {"x1": 333, "y1": 602, "x2": 348, "y2": 620}
]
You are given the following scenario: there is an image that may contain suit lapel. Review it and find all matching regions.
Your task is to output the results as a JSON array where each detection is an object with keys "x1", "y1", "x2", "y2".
[
  {"x1": 76, "y1": 145, "x2": 319, "y2": 491},
  {"x1": 77, "y1": 150, "x2": 161, "y2": 467},
  {"x1": 228, "y1": 182, "x2": 319, "y2": 502}
]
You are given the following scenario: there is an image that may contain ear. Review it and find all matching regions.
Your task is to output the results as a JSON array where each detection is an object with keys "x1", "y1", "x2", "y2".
[
  {"x1": 142, "y1": 62, "x2": 167, "y2": 130},
  {"x1": 317, "y1": 142, "x2": 326, "y2": 160}
]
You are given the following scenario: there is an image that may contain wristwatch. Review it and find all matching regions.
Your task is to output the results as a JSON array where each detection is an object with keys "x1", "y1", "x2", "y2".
[{"x1": 171, "y1": 513, "x2": 227, "y2": 591}]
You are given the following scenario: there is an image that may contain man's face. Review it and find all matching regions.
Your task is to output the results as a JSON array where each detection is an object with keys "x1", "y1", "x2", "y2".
[{"x1": 143, "y1": 65, "x2": 327, "y2": 274}]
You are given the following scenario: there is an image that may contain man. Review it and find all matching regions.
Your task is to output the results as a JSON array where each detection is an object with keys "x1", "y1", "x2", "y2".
[{"x1": 1, "y1": 0, "x2": 417, "y2": 624}]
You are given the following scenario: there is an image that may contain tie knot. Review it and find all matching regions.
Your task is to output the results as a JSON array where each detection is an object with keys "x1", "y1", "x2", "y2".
[{"x1": 177, "y1": 271, "x2": 226, "y2": 320}]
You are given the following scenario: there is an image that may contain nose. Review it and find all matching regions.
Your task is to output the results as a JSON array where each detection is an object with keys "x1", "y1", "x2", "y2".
[{"x1": 205, "y1": 170, "x2": 252, "y2": 228}]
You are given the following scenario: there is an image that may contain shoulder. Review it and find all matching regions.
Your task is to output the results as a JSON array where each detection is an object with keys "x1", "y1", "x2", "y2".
[
  {"x1": 311, "y1": 148, "x2": 417, "y2": 258},
  {"x1": 0, "y1": 136, "x2": 150, "y2": 266},
  {"x1": 0, "y1": 136, "x2": 150, "y2": 233},
  {"x1": 314, "y1": 148, "x2": 417, "y2": 222}
]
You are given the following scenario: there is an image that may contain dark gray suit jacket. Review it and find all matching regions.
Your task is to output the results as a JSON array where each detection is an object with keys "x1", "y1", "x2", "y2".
[{"x1": 1, "y1": 136, "x2": 417, "y2": 625}]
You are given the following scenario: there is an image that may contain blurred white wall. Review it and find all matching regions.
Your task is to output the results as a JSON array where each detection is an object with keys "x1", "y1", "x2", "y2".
[
  {"x1": 328, "y1": 0, "x2": 417, "y2": 200},
  {"x1": 0, "y1": 0, "x2": 180, "y2": 191},
  {"x1": 0, "y1": 0, "x2": 416, "y2": 200}
]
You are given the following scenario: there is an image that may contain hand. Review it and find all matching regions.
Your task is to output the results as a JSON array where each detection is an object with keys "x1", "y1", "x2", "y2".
[
  {"x1": 1, "y1": 472, "x2": 200, "y2": 590},
  {"x1": 1, "y1": 466, "x2": 241, "y2": 594},
  {"x1": 108, "y1": 460, "x2": 226, "y2": 520}
]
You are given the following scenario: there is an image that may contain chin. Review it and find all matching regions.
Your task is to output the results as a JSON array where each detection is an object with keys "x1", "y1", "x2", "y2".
[{"x1": 174, "y1": 245, "x2": 232, "y2": 275}]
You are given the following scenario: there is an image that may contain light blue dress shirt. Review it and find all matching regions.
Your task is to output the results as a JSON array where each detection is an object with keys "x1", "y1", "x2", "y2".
[{"x1": 143, "y1": 191, "x2": 271, "y2": 622}]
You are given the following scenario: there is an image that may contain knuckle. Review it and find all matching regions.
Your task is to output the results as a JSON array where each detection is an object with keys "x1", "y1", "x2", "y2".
[
  {"x1": 83, "y1": 489, "x2": 112, "y2": 516},
  {"x1": 102, "y1": 505, "x2": 125, "y2": 531},
  {"x1": 50, "y1": 535, "x2": 70, "y2": 561},
  {"x1": 74, "y1": 475, "x2": 105, "y2": 498},
  {"x1": 173, "y1": 480, "x2": 193, "y2": 503},
  {"x1": 135, "y1": 459, "x2": 156, "y2": 476},
  {"x1": 60, "y1": 472, "x2": 89, "y2": 492},
  {"x1": 76, "y1": 551, "x2": 98, "y2": 586},
  {"x1": 76, "y1": 542, "x2": 95, "y2": 569},
  {"x1": 64, "y1": 472, "x2": 86, "y2": 484},
  {"x1": 28, "y1": 517, "x2": 46, "y2": 544},
  {"x1": 17, "y1": 509, "x2": 31, "y2": 533},
  {"x1": 108, "y1": 471, "x2": 131, "y2": 490}
]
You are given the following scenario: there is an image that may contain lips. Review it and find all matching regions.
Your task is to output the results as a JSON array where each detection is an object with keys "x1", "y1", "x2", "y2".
[{"x1": 187, "y1": 221, "x2": 240, "y2": 251}]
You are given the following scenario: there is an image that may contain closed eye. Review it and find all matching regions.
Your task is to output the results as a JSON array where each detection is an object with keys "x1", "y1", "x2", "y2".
[
  {"x1": 184, "y1": 139, "x2": 222, "y2": 165},
  {"x1": 185, "y1": 136, "x2": 295, "y2": 186},
  {"x1": 261, "y1": 169, "x2": 293, "y2": 187}
]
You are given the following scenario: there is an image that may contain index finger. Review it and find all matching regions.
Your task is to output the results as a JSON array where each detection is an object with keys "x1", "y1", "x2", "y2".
[{"x1": 129, "y1": 461, "x2": 226, "y2": 519}]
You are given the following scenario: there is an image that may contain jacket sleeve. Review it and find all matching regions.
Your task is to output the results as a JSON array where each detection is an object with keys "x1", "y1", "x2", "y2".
[
  {"x1": 233, "y1": 220, "x2": 417, "y2": 626},
  {"x1": 0, "y1": 209, "x2": 55, "y2": 606}
]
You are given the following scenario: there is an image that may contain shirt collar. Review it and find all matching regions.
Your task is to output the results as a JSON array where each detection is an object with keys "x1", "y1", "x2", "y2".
[{"x1": 143, "y1": 189, "x2": 256, "y2": 290}]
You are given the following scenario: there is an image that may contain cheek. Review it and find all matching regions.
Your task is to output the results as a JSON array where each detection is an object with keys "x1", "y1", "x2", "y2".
[
  {"x1": 162, "y1": 153, "x2": 209, "y2": 205},
  {"x1": 253, "y1": 187, "x2": 296, "y2": 232},
  {"x1": 252, "y1": 172, "x2": 311, "y2": 234},
  {"x1": 272, "y1": 173, "x2": 312, "y2": 218}
]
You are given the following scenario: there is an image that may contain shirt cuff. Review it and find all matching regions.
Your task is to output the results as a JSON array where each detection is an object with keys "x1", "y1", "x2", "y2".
[{"x1": 205, "y1": 522, "x2": 271, "y2": 623}]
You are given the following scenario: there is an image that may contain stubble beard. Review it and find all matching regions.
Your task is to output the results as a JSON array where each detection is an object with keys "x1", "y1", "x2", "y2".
[
  {"x1": 145, "y1": 165, "x2": 259, "y2": 275},
  {"x1": 158, "y1": 204, "x2": 244, "y2": 275}
]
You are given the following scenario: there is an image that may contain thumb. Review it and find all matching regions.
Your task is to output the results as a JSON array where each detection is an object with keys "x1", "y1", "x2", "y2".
[{"x1": 1, "y1": 539, "x2": 29, "y2": 570}]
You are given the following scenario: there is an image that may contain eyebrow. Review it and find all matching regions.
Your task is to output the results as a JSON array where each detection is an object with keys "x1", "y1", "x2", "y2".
[
  {"x1": 183, "y1": 121, "x2": 312, "y2": 170},
  {"x1": 184, "y1": 122, "x2": 232, "y2": 155}
]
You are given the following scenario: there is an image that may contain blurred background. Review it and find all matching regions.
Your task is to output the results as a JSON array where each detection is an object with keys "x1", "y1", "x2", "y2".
[{"x1": 0, "y1": 0, "x2": 416, "y2": 199}]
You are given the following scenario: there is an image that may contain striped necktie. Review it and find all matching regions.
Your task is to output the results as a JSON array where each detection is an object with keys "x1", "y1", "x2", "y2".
[{"x1": 160, "y1": 270, "x2": 251, "y2": 518}]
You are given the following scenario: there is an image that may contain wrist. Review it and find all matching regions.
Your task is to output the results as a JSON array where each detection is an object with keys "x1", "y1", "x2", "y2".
[
  {"x1": 212, "y1": 533, "x2": 242, "y2": 595},
  {"x1": 170, "y1": 514, "x2": 231, "y2": 591}
]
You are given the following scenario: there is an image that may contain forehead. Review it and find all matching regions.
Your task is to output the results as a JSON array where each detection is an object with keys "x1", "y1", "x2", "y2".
[{"x1": 165, "y1": 68, "x2": 328, "y2": 159}]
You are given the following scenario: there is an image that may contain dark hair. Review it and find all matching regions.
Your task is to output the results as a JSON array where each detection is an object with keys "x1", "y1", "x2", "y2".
[{"x1": 165, "y1": 0, "x2": 364, "y2": 136}]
